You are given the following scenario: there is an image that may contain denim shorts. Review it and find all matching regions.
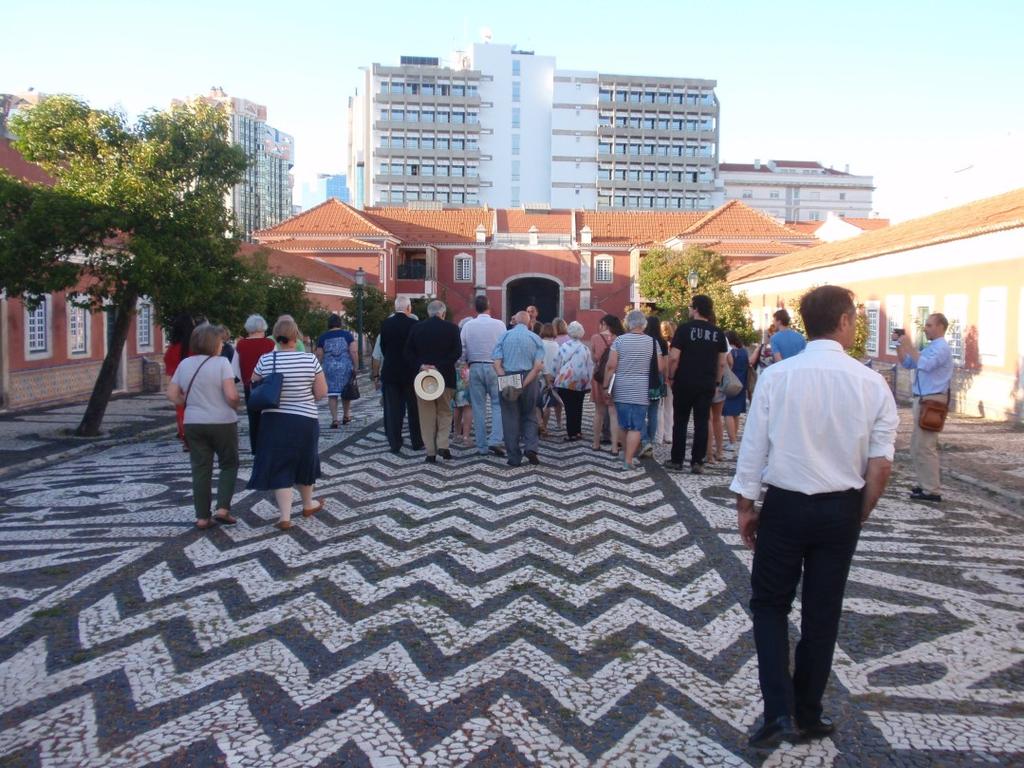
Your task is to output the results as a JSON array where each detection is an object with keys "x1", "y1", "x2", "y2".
[{"x1": 615, "y1": 402, "x2": 648, "y2": 432}]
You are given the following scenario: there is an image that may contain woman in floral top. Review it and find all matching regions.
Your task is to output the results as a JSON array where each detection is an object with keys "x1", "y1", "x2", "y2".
[{"x1": 553, "y1": 321, "x2": 594, "y2": 442}]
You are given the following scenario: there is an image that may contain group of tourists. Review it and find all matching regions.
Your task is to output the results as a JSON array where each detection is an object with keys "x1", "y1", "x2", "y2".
[{"x1": 164, "y1": 282, "x2": 957, "y2": 753}]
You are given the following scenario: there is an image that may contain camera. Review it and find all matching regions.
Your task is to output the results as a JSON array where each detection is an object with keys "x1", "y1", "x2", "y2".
[{"x1": 891, "y1": 328, "x2": 906, "y2": 340}]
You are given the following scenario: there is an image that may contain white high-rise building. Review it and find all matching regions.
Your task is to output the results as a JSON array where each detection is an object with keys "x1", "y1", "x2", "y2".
[{"x1": 346, "y1": 42, "x2": 719, "y2": 211}]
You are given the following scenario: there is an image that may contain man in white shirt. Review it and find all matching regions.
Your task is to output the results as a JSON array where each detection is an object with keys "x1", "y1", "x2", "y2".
[
  {"x1": 730, "y1": 285, "x2": 898, "y2": 750},
  {"x1": 461, "y1": 295, "x2": 508, "y2": 456}
]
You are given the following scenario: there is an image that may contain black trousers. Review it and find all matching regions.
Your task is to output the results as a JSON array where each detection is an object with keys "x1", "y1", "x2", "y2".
[
  {"x1": 557, "y1": 388, "x2": 586, "y2": 438},
  {"x1": 383, "y1": 382, "x2": 423, "y2": 451},
  {"x1": 243, "y1": 385, "x2": 261, "y2": 453},
  {"x1": 750, "y1": 485, "x2": 862, "y2": 726},
  {"x1": 670, "y1": 384, "x2": 713, "y2": 465}
]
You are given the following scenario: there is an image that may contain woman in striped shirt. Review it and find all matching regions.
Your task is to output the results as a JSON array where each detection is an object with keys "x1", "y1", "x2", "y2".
[{"x1": 248, "y1": 315, "x2": 328, "y2": 530}]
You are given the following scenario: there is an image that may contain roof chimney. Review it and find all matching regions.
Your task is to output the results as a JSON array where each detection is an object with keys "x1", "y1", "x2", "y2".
[
  {"x1": 528, "y1": 225, "x2": 539, "y2": 247},
  {"x1": 844, "y1": 164, "x2": 850, "y2": 174},
  {"x1": 754, "y1": 158, "x2": 760, "y2": 169},
  {"x1": 580, "y1": 225, "x2": 592, "y2": 246},
  {"x1": 475, "y1": 224, "x2": 486, "y2": 243}
]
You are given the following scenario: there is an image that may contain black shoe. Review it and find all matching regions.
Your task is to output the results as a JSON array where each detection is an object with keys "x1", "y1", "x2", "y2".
[
  {"x1": 748, "y1": 716, "x2": 800, "y2": 750},
  {"x1": 525, "y1": 450, "x2": 539, "y2": 465},
  {"x1": 911, "y1": 485, "x2": 922, "y2": 494},
  {"x1": 389, "y1": 447, "x2": 402, "y2": 455},
  {"x1": 910, "y1": 490, "x2": 942, "y2": 502},
  {"x1": 424, "y1": 455, "x2": 437, "y2": 464},
  {"x1": 506, "y1": 459, "x2": 522, "y2": 467},
  {"x1": 488, "y1": 445, "x2": 506, "y2": 457},
  {"x1": 411, "y1": 444, "x2": 425, "y2": 451},
  {"x1": 798, "y1": 715, "x2": 836, "y2": 740},
  {"x1": 691, "y1": 463, "x2": 705, "y2": 475},
  {"x1": 438, "y1": 448, "x2": 453, "y2": 460},
  {"x1": 663, "y1": 460, "x2": 684, "y2": 471}
]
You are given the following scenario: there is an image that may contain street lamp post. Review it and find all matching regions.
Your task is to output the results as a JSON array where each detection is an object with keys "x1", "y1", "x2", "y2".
[
  {"x1": 355, "y1": 266, "x2": 365, "y2": 371},
  {"x1": 687, "y1": 268, "x2": 699, "y2": 291}
]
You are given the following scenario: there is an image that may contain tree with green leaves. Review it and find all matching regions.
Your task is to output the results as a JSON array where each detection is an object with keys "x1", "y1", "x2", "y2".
[
  {"x1": 1, "y1": 95, "x2": 249, "y2": 435},
  {"x1": 638, "y1": 246, "x2": 756, "y2": 341}
]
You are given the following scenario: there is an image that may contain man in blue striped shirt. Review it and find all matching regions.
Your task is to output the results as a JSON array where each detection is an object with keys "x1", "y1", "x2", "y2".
[
  {"x1": 493, "y1": 311, "x2": 545, "y2": 467},
  {"x1": 897, "y1": 313, "x2": 954, "y2": 502}
]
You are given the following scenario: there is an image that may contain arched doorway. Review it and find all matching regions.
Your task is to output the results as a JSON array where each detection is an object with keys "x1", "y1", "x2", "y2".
[{"x1": 505, "y1": 276, "x2": 561, "y2": 324}]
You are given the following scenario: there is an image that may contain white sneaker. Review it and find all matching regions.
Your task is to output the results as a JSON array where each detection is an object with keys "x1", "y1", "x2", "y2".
[{"x1": 640, "y1": 443, "x2": 654, "y2": 458}]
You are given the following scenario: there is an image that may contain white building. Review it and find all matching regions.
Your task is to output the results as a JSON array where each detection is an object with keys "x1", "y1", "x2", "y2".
[
  {"x1": 346, "y1": 42, "x2": 720, "y2": 211},
  {"x1": 719, "y1": 159, "x2": 873, "y2": 221}
]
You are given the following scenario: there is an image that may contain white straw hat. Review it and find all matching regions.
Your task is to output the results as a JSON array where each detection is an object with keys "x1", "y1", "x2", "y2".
[{"x1": 413, "y1": 369, "x2": 445, "y2": 401}]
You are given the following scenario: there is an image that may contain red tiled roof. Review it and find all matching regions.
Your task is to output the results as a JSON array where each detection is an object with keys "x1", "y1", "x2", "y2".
[
  {"x1": 0, "y1": 138, "x2": 54, "y2": 186},
  {"x1": 730, "y1": 188, "x2": 1024, "y2": 284},
  {"x1": 679, "y1": 201, "x2": 815, "y2": 240},
  {"x1": 363, "y1": 207, "x2": 492, "y2": 243},
  {"x1": 576, "y1": 210, "x2": 706, "y2": 245},
  {"x1": 256, "y1": 199, "x2": 391, "y2": 238},
  {"x1": 785, "y1": 221, "x2": 822, "y2": 235},
  {"x1": 238, "y1": 243, "x2": 354, "y2": 287},
  {"x1": 773, "y1": 160, "x2": 825, "y2": 169},
  {"x1": 704, "y1": 241, "x2": 807, "y2": 256},
  {"x1": 718, "y1": 163, "x2": 772, "y2": 173},
  {"x1": 269, "y1": 237, "x2": 381, "y2": 252},
  {"x1": 497, "y1": 209, "x2": 573, "y2": 235},
  {"x1": 843, "y1": 217, "x2": 890, "y2": 231}
]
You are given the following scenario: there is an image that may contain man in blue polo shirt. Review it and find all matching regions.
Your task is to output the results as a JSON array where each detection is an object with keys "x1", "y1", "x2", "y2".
[
  {"x1": 493, "y1": 310, "x2": 545, "y2": 467},
  {"x1": 897, "y1": 313, "x2": 954, "y2": 502},
  {"x1": 771, "y1": 309, "x2": 807, "y2": 361}
]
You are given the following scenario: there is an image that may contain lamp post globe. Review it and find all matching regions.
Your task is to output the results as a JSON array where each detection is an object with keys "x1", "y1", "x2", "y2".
[{"x1": 687, "y1": 268, "x2": 699, "y2": 291}]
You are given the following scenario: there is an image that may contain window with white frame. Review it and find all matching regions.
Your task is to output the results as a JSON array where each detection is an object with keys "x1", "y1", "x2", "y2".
[
  {"x1": 978, "y1": 286, "x2": 1007, "y2": 366},
  {"x1": 885, "y1": 295, "x2": 904, "y2": 352},
  {"x1": 68, "y1": 297, "x2": 89, "y2": 355},
  {"x1": 25, "y1": 295, "x2": 50, "y2": 357},
  {"x1": 594, "y1": 256, "x2": 614, "y2": 283},
  {"x1": 136, "y1": 301, "x2": 153, "y2": 351},
  {"x1": 454, "y1": 254, "x2": 472, "y2": 282},
  {"x1": 943, "y1": 294, "x2": 968, "y2": 366},
  {"x1": 864, "y1": 301, "x2": 880, "y2": 356}
]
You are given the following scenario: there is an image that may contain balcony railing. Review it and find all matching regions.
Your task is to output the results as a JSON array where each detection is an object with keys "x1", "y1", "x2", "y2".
[{"x1": 396, "y1": 263, "x2": 427, "y2": 279}]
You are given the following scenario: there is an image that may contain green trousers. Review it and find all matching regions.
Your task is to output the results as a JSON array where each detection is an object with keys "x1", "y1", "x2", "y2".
[{"x1": 184, "y1": 422, "x2": 240, "y2": 519}]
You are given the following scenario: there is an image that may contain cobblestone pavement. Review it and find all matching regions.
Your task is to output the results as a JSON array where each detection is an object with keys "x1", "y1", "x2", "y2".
[{"x1": 0, "y1": 394, "x2": 1021, "y2": 766}]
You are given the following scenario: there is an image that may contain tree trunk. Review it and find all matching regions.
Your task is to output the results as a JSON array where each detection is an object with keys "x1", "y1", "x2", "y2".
[{"x1": 75, "y1": 292, "x2": 137, "y2": 437}]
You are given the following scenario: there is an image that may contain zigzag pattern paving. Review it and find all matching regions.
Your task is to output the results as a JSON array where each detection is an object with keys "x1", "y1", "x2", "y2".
[{"x1": 0, "y1": 400, "x2": 1021, "y2": 766}]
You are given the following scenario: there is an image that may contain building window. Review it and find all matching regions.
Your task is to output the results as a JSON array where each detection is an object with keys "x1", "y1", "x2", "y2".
[
  {"x1": 512, "y1": 81, "x2": 520, "y2": 102},
  {"x1": 769, "y1": 191, "x2": 780, "y2": 199},
  {"x1": 511, "y1": 160, "x2": 520, "y2": 182},
  {"x1": 512, "y1": 108, "x2": 520, "y2": 129},
  {"x1": 741, "y1": 190, "x2": 753, "y2": 199},
  {"x1": 839, "y1": 192, "x2": 847, "y2": 200},
  {"x1": 978, "y1": 286, "x2": 1007, "y2": 366},
  {"x1": 68, "y1": 298, "x2": 89, "y2": 356},
  {"x1": 454, "y1": 254, "x2": 472, "y2": 282},
  {"x1": 512, "y1": 134, "x2": 520, "y2": 155},
  {"x1": 886, "y1": 296, "x2": 904, "y2": 352},
  {"x1": 25, "y1": 295, "x2": 50, "y2": 357},
  {"x1": 137, "y1": 301, "x2": 153, "y2": 351},
  {"x1": 512, "y1": 60, "x2": 520, "y2": 76},
  {"x1": 944, "y1": 294, "x2": 968, "y2": 366},
  {"x1": 594, "y1": 256, "x2": 613, "y2": 283},
  {"x1": 864, "y1": 301, "x2": 880, "y2": 356},
  {"x1": 809, "y1": 211, "x2": 821, "y2": 221},
  {"x1": 511, "y1": 186, "x2": 520, "y2": 207}
]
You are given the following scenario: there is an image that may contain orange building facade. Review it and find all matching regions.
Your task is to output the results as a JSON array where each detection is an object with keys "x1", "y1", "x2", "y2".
[{"x1": 730, "y1": 188, "x2": 1024, "y2": 422}]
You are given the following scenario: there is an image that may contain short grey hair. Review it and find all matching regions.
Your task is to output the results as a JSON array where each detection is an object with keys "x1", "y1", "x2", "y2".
[
  {"x1": 567, "y1": 321, "x2": 585, "y2": 340},
  {"x1": 427, "y1": 300, "x2": 446, "y2": 318},
  {"x1": 244, "y1": 314, "x2": 267, "y2": 334},
  {"x1": 625, "y1": 309, "x2": 647, "y2": 330},
  {"x1": 394, "y1": 296, "x2": 411, "y2": 312}
]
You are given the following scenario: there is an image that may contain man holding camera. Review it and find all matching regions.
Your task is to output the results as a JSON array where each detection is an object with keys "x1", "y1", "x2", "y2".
[{"x1": 896, "y1": 315, "x2": 953, "y2": 502}]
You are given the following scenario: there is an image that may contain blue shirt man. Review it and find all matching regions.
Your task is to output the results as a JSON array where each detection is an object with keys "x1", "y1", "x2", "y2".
[
  {"x1": 493, "y1": 311, "x2": 546, "y2": 468},
  {"x1": 770, "y1": 309, "x2": 806, "y2": 361},
  {"x1": 897, "y1": 313, "x2": 954, "y2": 502}
]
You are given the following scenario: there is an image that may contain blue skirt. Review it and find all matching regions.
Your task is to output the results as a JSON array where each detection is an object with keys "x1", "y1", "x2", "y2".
[{"x1": 247, "y1": 411, "x2": 321, "y2": 489}]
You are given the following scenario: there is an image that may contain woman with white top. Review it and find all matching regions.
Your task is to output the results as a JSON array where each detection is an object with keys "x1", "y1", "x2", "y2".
[
  {"x1": 248, "y1": 315, "x2": 328, "y2": 530},
  {"x1": 604, "y1": 310, "x2": 662, "y2": 470},
  {"x1": 166, "y1": 323, "x2": 240, "y2": 529}
]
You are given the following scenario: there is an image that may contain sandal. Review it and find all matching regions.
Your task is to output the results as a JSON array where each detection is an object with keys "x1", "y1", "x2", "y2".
[
  {"x1": 274, "y1": 520, "x2": 293, "y2": 531},
  {"x1": 213, "y1": 511, "x2": 237, "y2": 525},
  {"x1": 330, "y1": 420, "x2": 339, "y2": 429},
  {"x1": 302, "y1": 501, "x2": 323, "y2": 518},
  {"x1": 195, "y1": 518, "x2": 215, "y2": 530},
  {"x1": 342, "y1": 416, "x2": 352, "y2": 425}
]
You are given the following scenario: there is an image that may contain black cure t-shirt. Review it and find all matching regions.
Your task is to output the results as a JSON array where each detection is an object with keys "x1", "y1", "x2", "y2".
[{"x1": 671, "y1": 320, "x2": 728, "y2": 390}]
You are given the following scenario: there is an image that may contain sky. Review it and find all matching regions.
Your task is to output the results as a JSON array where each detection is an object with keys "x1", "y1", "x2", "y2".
[{"x1": 3, "y1": 0, "x2": 1022, "y2": 222}]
